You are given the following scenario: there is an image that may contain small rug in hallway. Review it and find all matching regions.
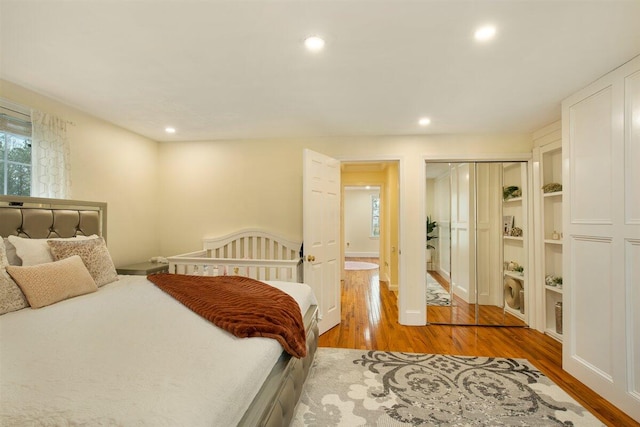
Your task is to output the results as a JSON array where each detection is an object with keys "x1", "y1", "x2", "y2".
[
  {"x1": 427, "y1": 273, "x2": 451, "y2": 306},
  {"x1": 345, "y1": 261, "x2": 379, "y2": 271},
  {"x1": 292, "y1": 348, "x2": 603, "y2": 426}
]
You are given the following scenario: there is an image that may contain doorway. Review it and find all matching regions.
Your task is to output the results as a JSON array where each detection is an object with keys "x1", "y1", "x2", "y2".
[
  {"x1": 344, "y1": 185, "x2": 381, "y2": 267},
  {"x1": 341, "y1": 161, "x2": 399, "y2": 292},
  {"x1": 425, "y1": 161, "x2": 529, "y2": 327}
]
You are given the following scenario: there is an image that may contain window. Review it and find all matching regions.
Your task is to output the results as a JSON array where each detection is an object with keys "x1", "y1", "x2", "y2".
[
  {"x1": 371, "y1": 194, "x2": 380, "y2": 237},
  {"x1": 1, "y1": 102, "x2": 32, "y2": 196}
]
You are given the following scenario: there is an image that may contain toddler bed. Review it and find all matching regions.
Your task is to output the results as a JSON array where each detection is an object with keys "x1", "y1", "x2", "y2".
[{"x1": 0, "y1": 196, "x2": 318, "y2": 427}]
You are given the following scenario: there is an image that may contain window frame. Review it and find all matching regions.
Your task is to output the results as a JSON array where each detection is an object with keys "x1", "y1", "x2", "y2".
[
  {"x1": 370, "y1": 193, "x2": 380, "y2": 238},
  {"x1": 1, "y1": 101, "x2": 33, "y2": 196}
]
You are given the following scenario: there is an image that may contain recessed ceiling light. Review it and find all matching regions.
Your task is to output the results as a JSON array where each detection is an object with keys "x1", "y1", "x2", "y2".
[
  {"x1": 474, "y1": 25, "x2": 497, "y2": 42},
  {"x1": 418, "y1": 117, "x2": 431, "y2": 126},
  {"x1": 165, "y1": 127, "x2": 176, "y2": 134},
  {"x1": 304, "y1": 36, "x2": 325, "y2": 52}
]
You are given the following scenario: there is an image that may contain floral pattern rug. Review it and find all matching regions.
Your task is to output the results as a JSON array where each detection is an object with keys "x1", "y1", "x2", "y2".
[
  {"x1": 427, "y1": 273, "x2": 451, "y2": 306},
  {"x1": 292, "y1": 348, "x2": 603, "y2": 426}
]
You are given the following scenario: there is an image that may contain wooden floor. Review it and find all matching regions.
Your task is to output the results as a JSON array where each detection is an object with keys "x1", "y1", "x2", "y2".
[
  {"x1": 319, "y1": 258, "x2": 639, "y2": 427},
  {"x1": 427, "y1": 270, "x2": 528, "y2": 326}
]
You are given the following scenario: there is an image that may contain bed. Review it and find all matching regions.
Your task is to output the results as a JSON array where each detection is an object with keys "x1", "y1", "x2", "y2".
[{"x1": 0, "y1": 196, "x2": 318, "y2": 427}]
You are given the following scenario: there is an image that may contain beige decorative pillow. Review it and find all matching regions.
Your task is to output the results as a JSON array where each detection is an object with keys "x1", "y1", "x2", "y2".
[
  {"x1": 6, "y1": 255, "x2": 97, "y2": 309},
  {"x1": 48, "y1": 237, "x2": 118, "y2": 287},
  {"x1": 0, "y1": 238, "x2": 29, "y2": 314}
]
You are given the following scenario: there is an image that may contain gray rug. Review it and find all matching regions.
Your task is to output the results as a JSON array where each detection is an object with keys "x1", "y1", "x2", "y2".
[
  {"x1": 292, "y1": 348, "x2": 603, "y2": 426},
  {"x1": 427, "y1": 273, "x2": 451, "y2": 306}
]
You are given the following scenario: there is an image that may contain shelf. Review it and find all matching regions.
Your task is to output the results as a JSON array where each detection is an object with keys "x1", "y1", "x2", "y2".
[
  {"x1": 545, "y1": 328, "x2": 563, "y2": 342},
  {"x1": 504, "y1": 271, "x2": 525, "y2": 281},
  {"x1": 503, "y1": 236, "x2": 524, "y2": 241},
  {"x1": 543, "y1": 191, "x2": 563, "y2": 198},
  {"x1": 503, "y1": 197, "x2": 522, "y2": 203},
  {"x1": 544, "y1": 239, "x2": 563, "y2": 245},
  {"x1": 545, "y1": 285, "x2": 563, "y2": 294}
]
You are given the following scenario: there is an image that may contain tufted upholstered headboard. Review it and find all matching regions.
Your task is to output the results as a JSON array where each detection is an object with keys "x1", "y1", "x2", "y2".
[{"x1": 0, "y1": 196, "x2": 107, "y2": 240}]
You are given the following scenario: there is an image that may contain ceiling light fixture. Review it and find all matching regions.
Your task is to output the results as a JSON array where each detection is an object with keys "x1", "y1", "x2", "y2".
[
  {"x1": 165, "y1": 127, "x2": 176, "y2": 134},
  {"x1": 418, "y1": 117, "x2": 431, "y2": 126},
  {"x1": 304, "y1": 36, "x2": 325, "y2": 52},
  {"x1": 474, "y1": 25, "x2": 497, "y2": 42}
]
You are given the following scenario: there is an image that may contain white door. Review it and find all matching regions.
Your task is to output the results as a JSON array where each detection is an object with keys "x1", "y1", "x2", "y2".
[{"x1": 303, "y1": 149, "x2": 341, "y2": 335}]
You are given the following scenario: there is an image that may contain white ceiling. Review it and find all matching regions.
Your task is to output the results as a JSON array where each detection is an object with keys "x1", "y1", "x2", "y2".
[{"x1": 2, "y1": 0, "x2": 639, "y2": 142}]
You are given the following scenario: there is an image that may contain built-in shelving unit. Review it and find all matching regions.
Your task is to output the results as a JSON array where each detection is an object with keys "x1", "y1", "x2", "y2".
[
  {"x1": 502, "y1": 162, "x2": 527, "y2": 321},
  {"x1": 539, "y1": 141, "x2": 563, "y2": 341}
]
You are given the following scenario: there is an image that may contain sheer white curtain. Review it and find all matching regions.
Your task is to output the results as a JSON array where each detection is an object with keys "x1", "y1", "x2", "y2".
[{"x1": 30, "y1": 110, "x2": 72, "y2": 198}]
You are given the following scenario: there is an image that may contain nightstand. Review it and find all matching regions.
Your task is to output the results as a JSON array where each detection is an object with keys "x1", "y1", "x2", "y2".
[{"x1": 116, "y1": 261, "x2": 169, "y2": 276}]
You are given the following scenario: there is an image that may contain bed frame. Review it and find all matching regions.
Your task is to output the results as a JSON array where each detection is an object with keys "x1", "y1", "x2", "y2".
[
  {"x1": 0, "y1": 197, "x2": 317, "y2": 427},
  {"x1": 168, "y1": 229, "x2": 303, "y2": 282}
]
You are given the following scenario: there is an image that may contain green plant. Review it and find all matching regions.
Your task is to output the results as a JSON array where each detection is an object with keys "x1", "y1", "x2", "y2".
[
  {"x1": 514, "y1": 265, "x2": 524, "y2": 273},
  {"x1": 426, "y1": 216, "x2": 438, "y2": 250},
  {"x1": 503, "y1": 185, "x2": 521, "y2": 200},
  {"x1": 553, "y1": 276, "x2": 563, "y2": 285}
]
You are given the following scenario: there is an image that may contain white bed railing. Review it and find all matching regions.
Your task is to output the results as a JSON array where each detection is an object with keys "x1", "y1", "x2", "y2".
[{"x1": 168, "y1": 229, "x2": 302, "y2": 282}]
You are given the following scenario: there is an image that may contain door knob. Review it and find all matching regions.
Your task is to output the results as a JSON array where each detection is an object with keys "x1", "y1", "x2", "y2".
[{"x1": 306, "y1": 255, "x2": 316, "y2": 262}]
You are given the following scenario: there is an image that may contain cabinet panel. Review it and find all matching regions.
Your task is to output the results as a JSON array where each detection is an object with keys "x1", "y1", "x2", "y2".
[
  {"x1": 571, "y1": 236, "x2": 613, "y2": 380},
  {"x1": 569, "y1": 87, "x2": 613, "y2": 224},
  {"x1": 628, "y1": 239, "x2": 640, "y2": 398},
  {"x1": 626, "y1": 71, "x2": 640, "y2": 225}
]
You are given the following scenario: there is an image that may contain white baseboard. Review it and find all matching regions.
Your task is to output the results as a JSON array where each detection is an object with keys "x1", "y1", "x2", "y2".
[
  {"x1": 437, "y1": 267, "x2": 451, "y2": 283},
  {"x1": 345, "y1": 251, "x2": 379, "y2": 258},
  {"x1": 388, "y1": 282, "x2": 398, "y2": 292},
  {"x1": 399, "y1": 309, "x2": 425, "y2": 326}
]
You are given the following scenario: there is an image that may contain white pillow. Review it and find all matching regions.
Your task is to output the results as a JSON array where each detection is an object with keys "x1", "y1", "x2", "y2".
[
  {"x1": 7, "y1": 235, "x2": 97, "y2": 266},
  {"x1": 3, "y1": 238, "x2": 21, "y2": 265}
]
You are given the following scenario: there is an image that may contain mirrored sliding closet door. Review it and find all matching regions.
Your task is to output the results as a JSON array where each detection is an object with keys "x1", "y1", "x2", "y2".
[{"x1": 425, "y1": 161, "x2": 529, "y2": 327}]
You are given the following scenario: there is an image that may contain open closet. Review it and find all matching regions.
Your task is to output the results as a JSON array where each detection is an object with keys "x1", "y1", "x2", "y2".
[{"x1": 425, "y1": 161, "x2": 531, "y2": 326}]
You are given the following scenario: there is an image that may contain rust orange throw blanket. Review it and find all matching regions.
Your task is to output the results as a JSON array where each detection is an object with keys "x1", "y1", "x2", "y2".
[{"x1": 147, "y1": 273, "x2": 307, "y2": 358}]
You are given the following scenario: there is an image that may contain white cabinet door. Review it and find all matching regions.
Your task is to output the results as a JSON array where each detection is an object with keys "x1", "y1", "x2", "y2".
[
  {"x1": 303, "y1": 149, "x2": 341, "y2": 335},
  {"x1": 562, "y1": 56, "x2": 640, "y2": 422}
]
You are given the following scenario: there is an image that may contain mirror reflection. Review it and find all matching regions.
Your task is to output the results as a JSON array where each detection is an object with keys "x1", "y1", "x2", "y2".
[{"x1": 426, "y1": 161, "x2": 528, "y2": 327}]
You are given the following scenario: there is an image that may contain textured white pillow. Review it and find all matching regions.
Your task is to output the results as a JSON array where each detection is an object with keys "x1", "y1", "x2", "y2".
[
  {"x1": 0, "y1": 239, "x2": 29, "y2": 315},
  {"x1": 6, "y1": 255, "x2": 98, "y2": 309},
  {"x1": 8, "y1": 235, "x2": 97, "y2": 266},
  {"x1": 48, "y1": 237, "x2": 118, "y2": 287}
]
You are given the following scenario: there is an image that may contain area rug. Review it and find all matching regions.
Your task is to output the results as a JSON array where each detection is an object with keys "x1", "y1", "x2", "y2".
[
  {"x1": 345, "y1": 261, "x2": 379, "y2": 271},
  {"x1": 427, "y1": 273, "x2": 451, "y2": 306},
  {"x1": 292, "y1": 348, "x2": 603, "y2": 426}
]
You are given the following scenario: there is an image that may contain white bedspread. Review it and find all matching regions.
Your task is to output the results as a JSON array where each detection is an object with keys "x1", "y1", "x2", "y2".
[{"x1": 0, "y1": 275, "x2": 317, "y2": 426}]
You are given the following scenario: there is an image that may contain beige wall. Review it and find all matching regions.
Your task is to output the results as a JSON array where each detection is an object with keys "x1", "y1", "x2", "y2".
[
  {"x1": 159, "y1": 134, "x2": 532, "y2": 324},
  {"x1": 0, "y1": 80, "x2": 161, "y2": 266},
  {"x1": 344, "y1": 188, "x2": 380, "y2": 256},
  {"x1": 385, "y1": 162, "x2": 399, "y2": 288}
]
